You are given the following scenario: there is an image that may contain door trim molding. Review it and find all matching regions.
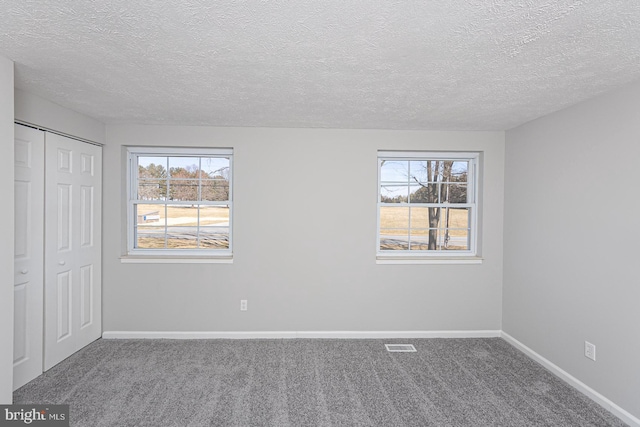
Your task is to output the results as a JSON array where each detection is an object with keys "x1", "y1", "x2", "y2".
[{"x1": 15, "y1": 120, "x2": 103, "y2": 147}]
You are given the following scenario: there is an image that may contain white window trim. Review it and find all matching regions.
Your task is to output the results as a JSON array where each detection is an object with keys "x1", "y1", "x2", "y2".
[
  {"x1": 119, "y1": 255, "x2": 233, "y2": 264},
  {"x1": 376, "y1": 151, "x2": 480, "y2": 264},
  {"x1": 125, "y1": 146, "x2": 233, "y2": 261}
]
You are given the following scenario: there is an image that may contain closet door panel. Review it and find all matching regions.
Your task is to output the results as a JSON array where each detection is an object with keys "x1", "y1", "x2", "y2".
[
  {"x1": 13, "y1": 124, "x2": 44, "y2": 390},
  {"x1": 44, "y1": 133, "x2": 102, "y2": 370}
]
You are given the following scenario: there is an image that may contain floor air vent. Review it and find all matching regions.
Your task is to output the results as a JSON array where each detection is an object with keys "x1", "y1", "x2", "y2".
[{"x1": 385, "y1": 344, "x2": 417, "y2": 352}]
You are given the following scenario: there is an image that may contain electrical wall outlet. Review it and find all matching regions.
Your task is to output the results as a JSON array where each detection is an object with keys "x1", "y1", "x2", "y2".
[
  {"x1": 585, "y1": 341, "x2": 596, "y2": 361},
  {"x1": 240, "y1": 299, "x2": 247, "y2": 311}
]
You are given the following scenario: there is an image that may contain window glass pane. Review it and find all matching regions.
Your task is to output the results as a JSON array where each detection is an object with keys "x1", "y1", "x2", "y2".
[
  {"x1": 166, "y1": 205, "x2": 199, "y2": 226},
  {"x1": 135, "y1": 204, "x2": 167, "y2": 249},
  {"x1": 166, "y1": 158, "x2": 197, "y2": 201},
  {"x1": 412, "y1": 208, "x2": 445, "y2": 250},
  {"x1": 420, "y1": 229, "x2": 447, "y2": 250},
  {"x1": 199, "y1": 206, "x2": 230, "y2": 226},
  {"x1": 442, "y1": 207, "x2": 470, "y2": 250},
  {"x1": 168, "y1": 157, "x2": 199, "y2": 176},
  {"x1": 199, "y1": 227, "x2": 229, "y2": 249},
  {"x1": 412, "y1": 206, "x2": 444, "y2": 229},
  {"x1": 444, "y1": 183, "x2": 467, "y2": 203},
  {"x1": 200, "y1": 157, "x2": 230, "y2": 201},
  {"x1": 409, "y1": 183, "x2": 438, "y2": 203},
  {"x1": 444, "y1": 229, "x2": 469, "y2": 250},
  {"x1": 201, "y1": 157, "x2": 230, "y2": 179},
  {"x1": 380, "y1": 160, "x2": 408, "y2": 182},
  {"x1": 201, "y1": 179, "x2": 230, "y2": 201},
  {"x1": 408, "y1": 160, "x2": 429, "y2": 185},
  {"x1": 380, "y1": 185, "x2": 408, "y2": 203},
  {"x1": 136, "y1": 204, "x2": 166, "y2": 227},
  {"x1": 451, "y1": 161, "x2": 469, "y2": 181},
  {"x1": 138, "y1": 179, "x2": 166, "y2": 200},
  {"x1": 169, "y1": 179, "x2": 198, "y2": 201},
  {"x1": 138, "y1": 157, "x2": 168, "y2": 179},
  {"x1": 408, "y1": 207, "x2": 428, "y2": 250},
  {"x1": 447, "y1": 207, "x2": 469, "y2": 230},
  {"x1": 136, "y1": 226, "x2": 166, "y2": 249},
  {"x1": 380, "y1": 206, "x2": 409, "y2": 229},
  {"x1": 426, "y1": 160, "x2": 445, "y2": 183},
  {"x1": 409, "y1": 207, "x2": 430, "y2": 230},
  {"x1": 380, "y1": 229, "x2": 409, "y2": 251},
  {"x1": 166, "y1": 226, "x2": 199, "y2": 249},
  {"x1": 409, "y1": 236, "x2": 429, "y2": 250}
]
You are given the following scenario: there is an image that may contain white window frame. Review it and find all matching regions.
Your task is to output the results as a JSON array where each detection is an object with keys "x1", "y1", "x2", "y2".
[
  {"x1": 125, "y1": 146, "x2": 233, "y2": 260},
  {"x1": 376, "y1": 150, "x2": 480, "y2": 262}
]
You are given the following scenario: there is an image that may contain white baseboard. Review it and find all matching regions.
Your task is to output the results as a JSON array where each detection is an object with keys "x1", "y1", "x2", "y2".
[
  {"x1": 501, "y1": 332, "x2": 640, "y2": 427},
  {"x1": 102, "y1": 330, "x2": 501, "y2": 340}
]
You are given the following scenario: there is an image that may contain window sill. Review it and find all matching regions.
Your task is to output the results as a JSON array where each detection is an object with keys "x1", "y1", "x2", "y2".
[
  {"x1": 376, "y1": 256, "x2": 483, "y2": 265},
  {"x1": 120, "y1": 255, "x2": 233, "y2": 264}
]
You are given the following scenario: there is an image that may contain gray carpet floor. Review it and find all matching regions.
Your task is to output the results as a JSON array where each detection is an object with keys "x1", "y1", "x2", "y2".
[{"x1": 14, "y1": 338, "x2": 626, "y2": 427}]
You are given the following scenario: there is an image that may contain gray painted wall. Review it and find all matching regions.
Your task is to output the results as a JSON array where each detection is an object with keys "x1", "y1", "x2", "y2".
[
  {"x1": 504, "y1": 80, "x2": 640, "y2": 419},
  {"x1": 0, "y1": 55, "x2": 14, "y2": 403},
  {"x1": 104, "y1": 126, "x2": 505, "y2": 333}
]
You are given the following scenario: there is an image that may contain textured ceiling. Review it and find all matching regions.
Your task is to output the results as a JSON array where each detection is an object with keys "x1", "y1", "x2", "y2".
[{"x1": 2, "y1": 0, "x2": 640, "y2": 130}]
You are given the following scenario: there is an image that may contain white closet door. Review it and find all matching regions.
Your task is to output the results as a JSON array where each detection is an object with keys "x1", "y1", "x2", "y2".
[
  {"x1": 13, "y1": 124, "x2": 44, "y2": 390},
  {"x1": 44, "y1": 133, "x2": 102, "y2": 370}
]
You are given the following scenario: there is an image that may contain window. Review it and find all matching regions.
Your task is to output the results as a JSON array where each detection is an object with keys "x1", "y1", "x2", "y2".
[
  {"x1": 377, "y1": 151, "x2": 478, "y2": 258},
  {"x1": 126, "y1": 147, "x2": 232, "y2": 258}
]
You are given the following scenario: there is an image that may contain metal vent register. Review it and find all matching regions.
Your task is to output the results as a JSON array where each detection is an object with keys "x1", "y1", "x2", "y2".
[{"x1": 385, "y1": 344, "x2": 417, "y2": 352}]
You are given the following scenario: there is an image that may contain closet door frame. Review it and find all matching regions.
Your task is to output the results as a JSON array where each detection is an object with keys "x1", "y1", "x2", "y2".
[{"x1": 12, "y1": 123, "x2": 103, "y2": 385}]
